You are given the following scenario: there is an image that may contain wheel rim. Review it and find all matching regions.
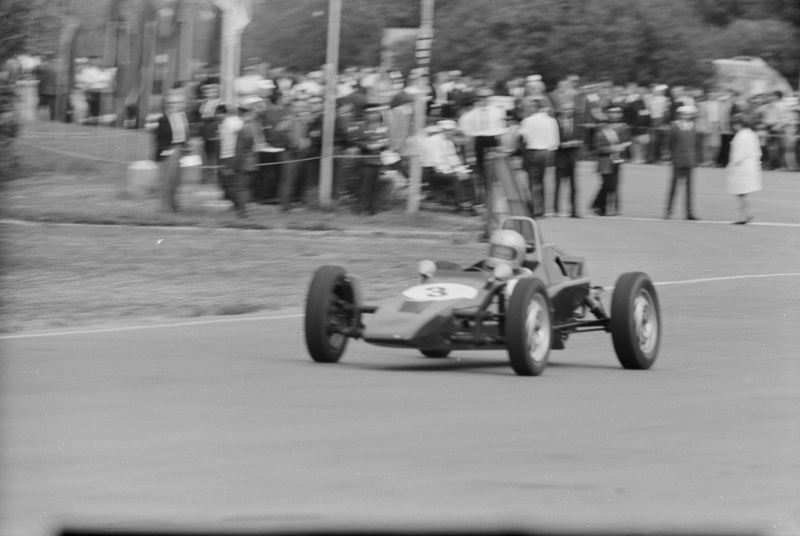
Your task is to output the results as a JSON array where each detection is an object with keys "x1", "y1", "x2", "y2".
[
  {"x1": 325, "y1": 281, "x2": 353, "y2": 351},
  {"x1": 633, "y1": 290, "x2": 658, "y2": 355},
  {"x1": 525, "y1": 295, "x2": 550, "y2": 363}
]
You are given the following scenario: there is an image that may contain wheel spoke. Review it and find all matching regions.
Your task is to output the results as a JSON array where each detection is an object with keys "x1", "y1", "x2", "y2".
[
  {"x1": 633, "y1": 293, "x2": 657, "y2": 355},
  {"x1": 526, "y1": 299, "x2": 549, "y2": 362},
  {"x1": 324, "y1": 289, "x2": 353, "y2": 351}
]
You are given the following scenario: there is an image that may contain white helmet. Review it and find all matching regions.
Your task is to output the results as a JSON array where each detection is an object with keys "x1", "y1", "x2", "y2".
[{"x1": 486, "y1": 229, "x2": 527, "y2": 270}]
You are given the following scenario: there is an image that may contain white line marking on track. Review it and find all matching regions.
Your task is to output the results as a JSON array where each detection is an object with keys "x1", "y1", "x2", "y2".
[
  {"x1": 655, "y1": 273, "x2": 800, "y2": 286},
  {"x1": 0, "y1": 313, "x2": 303, "y2": 340},
  {"x1": 584, "y1": 215, "x2": 800, "y2": 227},
  {"x1": 600, "y1": 273, "x2": 800, "y2": 291},
  {"x1": 3, "y1": 273, "x2": 799, "y2": 340}
]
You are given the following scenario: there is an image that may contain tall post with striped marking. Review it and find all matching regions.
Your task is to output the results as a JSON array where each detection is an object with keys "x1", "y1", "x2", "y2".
[{"x1": 407, "y1": 0, "x2": 435, "y2": 215}]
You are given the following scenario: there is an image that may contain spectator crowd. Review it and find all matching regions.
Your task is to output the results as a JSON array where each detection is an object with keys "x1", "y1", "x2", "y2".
[{"x1": 10, "y1": 52, "x2": 800, "y2": 223}]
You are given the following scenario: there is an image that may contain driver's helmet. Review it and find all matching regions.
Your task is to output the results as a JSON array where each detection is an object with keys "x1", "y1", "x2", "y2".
[{"x1": 486, "y1": 229, "x2": 527, "y2": 270}]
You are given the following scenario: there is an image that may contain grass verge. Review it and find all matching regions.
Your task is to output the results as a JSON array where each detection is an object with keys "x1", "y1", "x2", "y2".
[{"x1": 0, "y1": 224, "x2": 486, "y2": 333}]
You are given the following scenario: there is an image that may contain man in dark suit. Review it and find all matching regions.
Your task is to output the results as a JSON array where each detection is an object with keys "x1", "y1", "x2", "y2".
[
  {"x1": 37, "y1": 55, "x2": 58, "y2": 120},
  {"x1": 590, "y1": 107, "x2": 630, "y2": 216},
  {"x1": 155, "y1": 90, "x2": 190, "y2": 212},
  {"x1": 554, "y1": 102, "x2": 583, "y2": 217},
  {"x1": 349, "y1": 103, "x2": 390, "y2": 215},
  {"x1": 665, "y1": 105, "x2": 700, "y2": 220},
  {"x1": 196, "y1": 79, "x2": 222, "y2": 184},
  {"x1": 232, "y1": 97, "x2": 267, "y2": 217}
]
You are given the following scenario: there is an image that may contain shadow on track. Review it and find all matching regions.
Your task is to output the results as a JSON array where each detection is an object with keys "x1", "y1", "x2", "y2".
[{"x1": 293, "y1": 353, "x2": 623, "y2": 376}]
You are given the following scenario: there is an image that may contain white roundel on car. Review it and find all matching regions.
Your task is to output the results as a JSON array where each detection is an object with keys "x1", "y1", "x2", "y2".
[{"x1": 402, "y1": 283, "x2": 479, "y2": 301}]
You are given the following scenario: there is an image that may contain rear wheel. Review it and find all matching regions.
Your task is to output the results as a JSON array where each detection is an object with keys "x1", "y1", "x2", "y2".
[
  {"x1": 506, "y1": 278, "x2": 553, "y2": 376},
  {"x1": 419, "y1": 349, "x2": 451, "y2": 358},
  {"x1": 305, "y1": 265, "x2": 360, "y2": 363},
  {"x1": 610, "y1": 272, "x2": 661, "y2": 370}
]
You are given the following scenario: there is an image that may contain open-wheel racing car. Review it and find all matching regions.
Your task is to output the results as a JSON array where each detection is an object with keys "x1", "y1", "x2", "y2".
[{"x1": 304, "y1": 216, "x2": 661, "y2": 376}]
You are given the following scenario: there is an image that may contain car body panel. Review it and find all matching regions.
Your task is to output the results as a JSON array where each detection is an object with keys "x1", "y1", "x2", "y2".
[{"x1": 362, "y1": 271, "x2": 494, "y2": 349}]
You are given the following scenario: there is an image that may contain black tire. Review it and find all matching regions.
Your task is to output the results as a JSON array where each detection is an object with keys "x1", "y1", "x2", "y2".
[
  {"x1": 304, "y1": 265, "x2": 359, "y2": 363},
  {"x1": 610, "y1": 272, "x2": 661, "y2": 370},
  {"x1": 506, "y1": 278, "x2": 553, "y2": 376},
  {"x1": 419, "y1": 349, "x2": 451, "y2": 358}
]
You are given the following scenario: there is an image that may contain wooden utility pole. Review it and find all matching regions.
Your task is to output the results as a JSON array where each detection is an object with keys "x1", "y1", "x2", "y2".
[
  {"x1": 406, "y1": 0, "x2": 435, "y2": 215},
  {"x1": 318, "y1": 0, "x2": 342, "y2": 208},
  {"x1": 212, "y1": 0, "x2": 252, "y2": 106}
]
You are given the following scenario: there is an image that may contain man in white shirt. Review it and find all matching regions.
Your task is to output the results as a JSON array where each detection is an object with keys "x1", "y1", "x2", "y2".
[
  {"x1": 648, "y1": 84, "x2": 671, "y2": 163},
  {"x1": 198, "y1": 80, "x2": 222, "y2": 184},
  {"x1": 217, "y1": 104, "x2": 243, "y2": 201},
  {"x1": 420, "y1": 121, "x2": 474, "y2": 212},
  {"x1": 518, "y1": 98, "x2": 560, "y2": 217},
  {"x1": 155, "y1": 89, "x2": 191, "y2": 212},
  {"x1": 457, "y1": 88, "x2": 507, "y2": 206}
]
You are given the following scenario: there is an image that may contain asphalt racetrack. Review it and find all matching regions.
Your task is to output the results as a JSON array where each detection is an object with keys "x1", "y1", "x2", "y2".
[{"x1": 2, "y1": 165, "x2": 799, "y2": 536}]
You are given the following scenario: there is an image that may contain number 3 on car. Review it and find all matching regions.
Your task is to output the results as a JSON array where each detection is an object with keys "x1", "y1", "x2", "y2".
[{"x1": 402, "y1": 283, "x2": 479, "y2": 302}]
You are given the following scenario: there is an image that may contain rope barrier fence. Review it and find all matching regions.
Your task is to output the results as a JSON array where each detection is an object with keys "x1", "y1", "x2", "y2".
[
  {"x1": 14, "y1": 125, "x2": 799, "y2": 171},
  {"x1": 13, "y1": 137, "x2": 418, "y2": 169},
  {"x1": 19, "y1": 128, "x2": 149, "y2": 138}
]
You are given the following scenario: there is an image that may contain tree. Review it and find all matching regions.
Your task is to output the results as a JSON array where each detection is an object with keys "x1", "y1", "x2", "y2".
[{"x1": 0, "y1": 0, "x2": 33, "y2": 64}]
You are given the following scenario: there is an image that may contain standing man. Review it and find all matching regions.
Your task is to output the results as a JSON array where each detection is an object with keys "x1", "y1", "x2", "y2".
[
  {"x1": 457, "y1": 88, "x2": 507, "y2": 206},
  {"x1": 518, "y1": 98, "x2": 560, "y2": 217},
  {"x1": 349, "y1": 103, "x2": 390, "y2": 215},
  {"x1": 648, "y1": 84, "x2": 671, "y2": 164},
  {"x1": 257, "y1": 91, "x2": 287, "y2": 202},
  {"x1": 37, "y1": 54, "x2": 58, "y2": 120},
  {"x1": 217, "y1": 104, "x2": 243, "y2": 203},
  {"x1": 591, "y1": 108, "x2": 629, "y2": 216},
  {"x1": 277, "y1": 97, "x2": 312, "y2": 212},
  {"x1": 665, "y1": 105, "x2": 700, "y2": 220},
  {"x1": 623, "y1": 85, "x2": 651, "y2": 164},
  {"x1": 155, "y1": 89, "x2": 190, "y2": 212},
  {"x1": 232, "y1": 97, "x2": 267, "y2": 217},
  {"x1": 554, "y1": 102, "x2": 582, "y2": 217},
  {"x1": 608, "y1": 106, "x2": 631, "y2": 215},
  {"x1": 196, "y1": 79, "x2": 222, "y2": 184}
]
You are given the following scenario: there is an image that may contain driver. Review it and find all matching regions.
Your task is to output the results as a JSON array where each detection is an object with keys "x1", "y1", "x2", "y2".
[{"x1": 485, "y1": 229, "x2": 532, "y2": 276}]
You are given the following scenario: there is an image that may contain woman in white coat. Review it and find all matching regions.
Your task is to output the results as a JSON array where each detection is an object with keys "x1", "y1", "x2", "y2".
[{"x1": 726, "y1": 114, "x2": 762, "y2": 224}]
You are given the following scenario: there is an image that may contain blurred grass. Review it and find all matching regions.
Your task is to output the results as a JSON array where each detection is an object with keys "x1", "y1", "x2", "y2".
[
  {"x1": 0, "y1": 224, "x2": 486, "y2": 333},
  {"x1": 2, "y1": 125, "x2": 485, "y2": 332},
  {"x1": 1, "y1": 169, "x2": 482, "y2": 233}
]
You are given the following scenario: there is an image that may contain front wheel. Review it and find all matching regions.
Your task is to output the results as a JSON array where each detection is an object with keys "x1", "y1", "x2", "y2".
[
  {"x1": 305, "y1": 265, "x2": 360, "y2": 363},
  {"x1": 506, "y1": 278, "x2": 553, "y2": 376},
  {"x1": 610, "y1": 272, "x2": 661, "y2": 370}
]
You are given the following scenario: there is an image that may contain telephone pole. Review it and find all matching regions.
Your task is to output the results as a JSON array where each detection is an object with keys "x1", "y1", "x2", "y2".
[
  {"x1": 406, "y1": 0, "x2": 435, "y2": 215},
  {"x1": 318, "y1": 0, "x2": 342, "y2": 208}
]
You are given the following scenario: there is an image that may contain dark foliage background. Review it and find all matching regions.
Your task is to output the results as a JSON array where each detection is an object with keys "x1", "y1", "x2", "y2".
[{"x1": 242, "y1": 0, "x2": 800, "y2": 88}]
